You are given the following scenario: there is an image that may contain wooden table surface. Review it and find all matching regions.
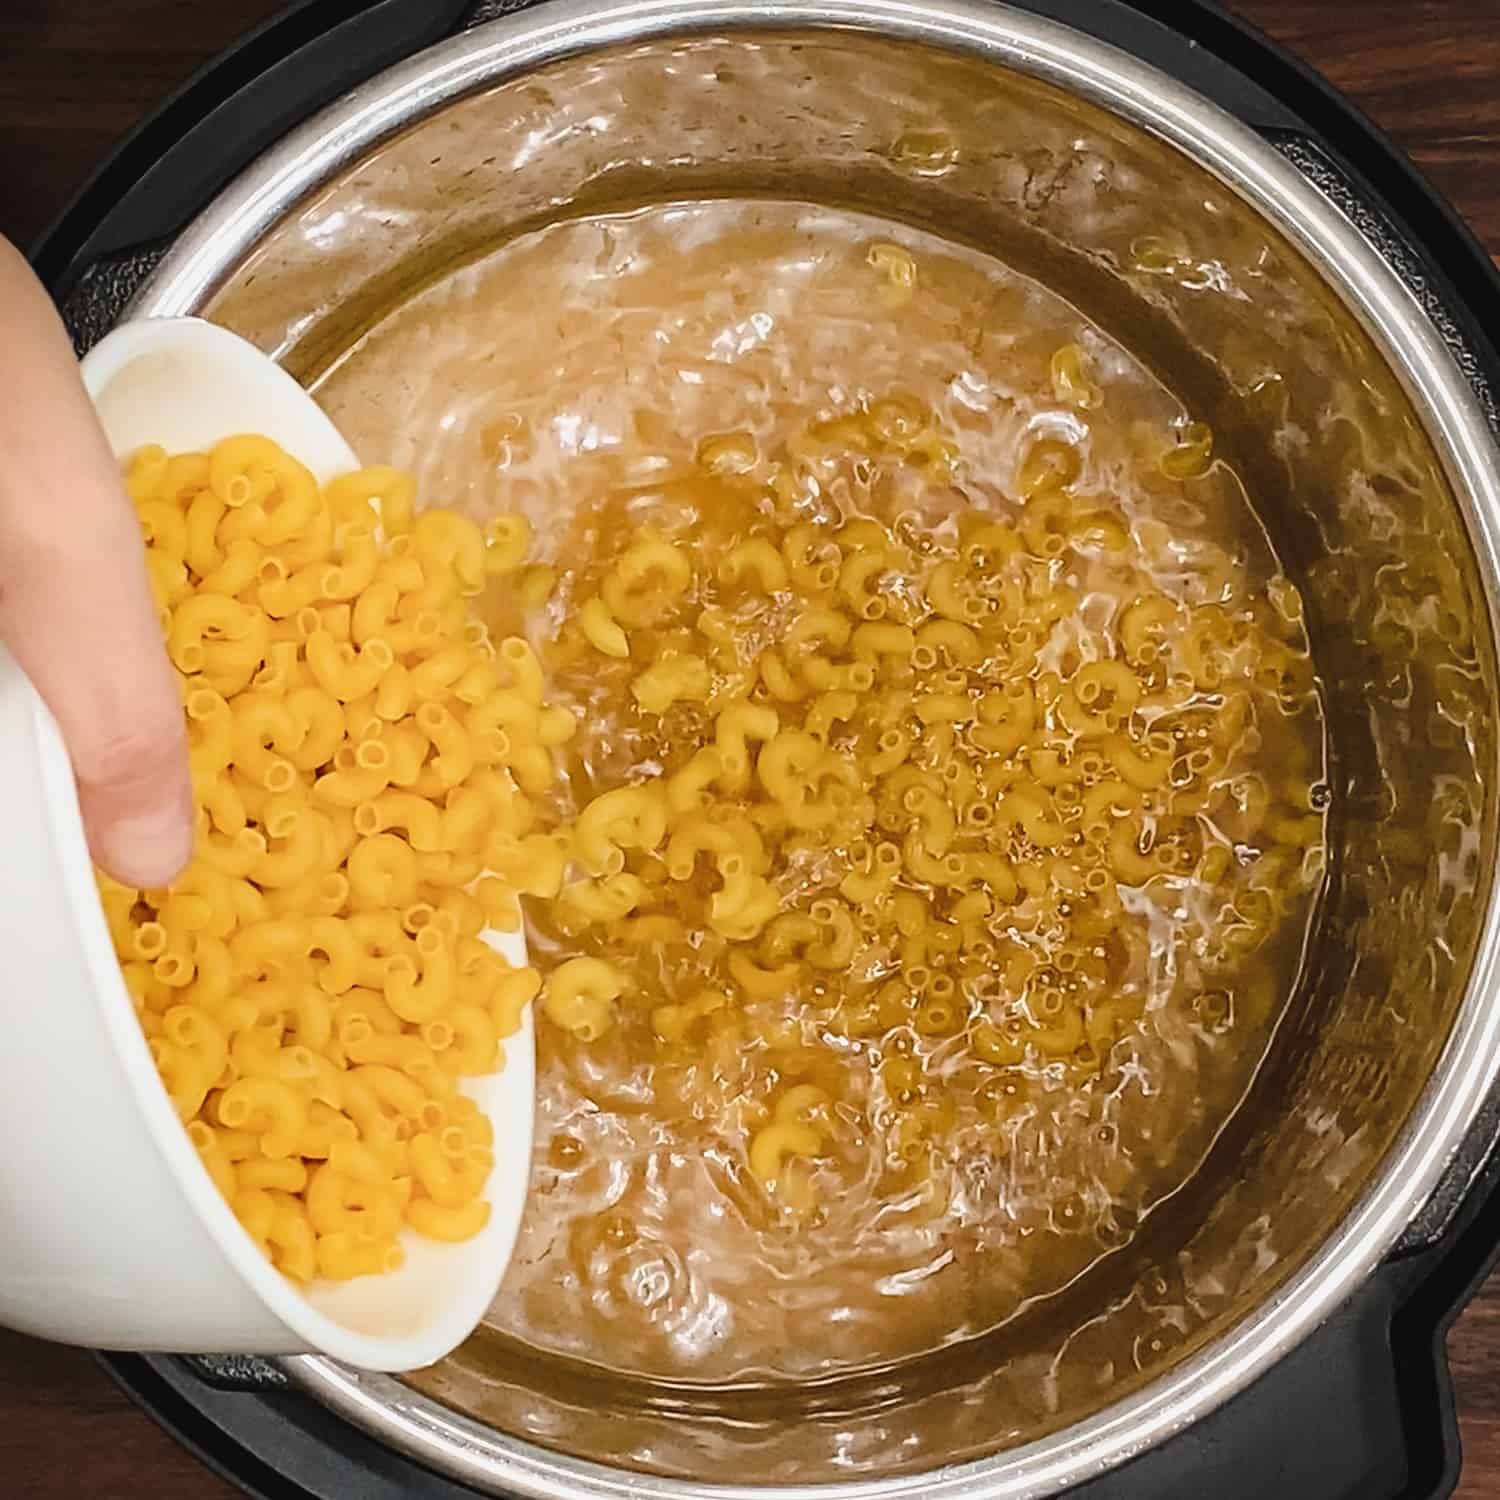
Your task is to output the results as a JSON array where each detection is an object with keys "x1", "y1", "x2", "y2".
[{"x1": 3, "y1": 0, "x2": 1500, "y2": 1495}]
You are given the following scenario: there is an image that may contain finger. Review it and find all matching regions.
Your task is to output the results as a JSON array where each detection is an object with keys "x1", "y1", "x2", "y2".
[
  {"x1": 0, "y1": 519, "x2": 194, "y2": 890},
  {"x1": 0, "y1": 238, "x2": 194, "y2": 889}
]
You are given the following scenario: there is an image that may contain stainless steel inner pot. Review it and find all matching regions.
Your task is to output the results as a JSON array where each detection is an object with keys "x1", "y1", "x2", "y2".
[{"x1": 130, "y1": 1, "x2": 1500, "y2": 1495}]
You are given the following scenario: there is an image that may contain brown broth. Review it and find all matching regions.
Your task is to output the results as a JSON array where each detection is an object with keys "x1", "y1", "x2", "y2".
[{"x1": 312, "y1": 198, "x2": 1327, "y2": 1383}]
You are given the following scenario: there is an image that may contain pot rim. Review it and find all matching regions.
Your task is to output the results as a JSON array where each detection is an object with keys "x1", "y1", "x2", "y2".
[{"x1": 134, "y1": 0, "x2": 1500, "y2": 1494}]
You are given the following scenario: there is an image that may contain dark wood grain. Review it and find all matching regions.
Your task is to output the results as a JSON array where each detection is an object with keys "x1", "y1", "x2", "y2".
[{"x1": 2, "y1": 1, "x2": 1500, "y2": 1496}]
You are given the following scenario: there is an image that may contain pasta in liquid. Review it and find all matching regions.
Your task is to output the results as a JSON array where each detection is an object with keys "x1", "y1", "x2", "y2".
[{"x1": 314, "y1": 199, "x2": 1329, "y2": 1379}]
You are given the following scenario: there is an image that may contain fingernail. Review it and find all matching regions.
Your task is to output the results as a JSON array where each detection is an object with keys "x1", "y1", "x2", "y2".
[{"x1": 97, "y1": 798, "x2": 195, "y2": 889}]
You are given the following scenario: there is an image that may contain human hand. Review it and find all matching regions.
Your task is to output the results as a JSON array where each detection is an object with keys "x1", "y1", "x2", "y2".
[{"x1": 0, "y1": 236, "x2": 192, "y2": 889}]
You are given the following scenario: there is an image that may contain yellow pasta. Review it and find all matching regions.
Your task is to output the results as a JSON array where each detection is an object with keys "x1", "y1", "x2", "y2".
[
  {"x1": 514, "y1": 384, "x2": 1326, "y2": 1219},
  {"x1": 632, "y1": 653, "x2": 712, "y2": 715},
  {"x1": 542, "y1": 957, "x2": 625, "y2": 1041},
  {"x1": 101, "y1": 436, "x2": 557, "y2": 1284},
  {"x1": 579, "y1": 596, "x2": 630, "y2": 658}
]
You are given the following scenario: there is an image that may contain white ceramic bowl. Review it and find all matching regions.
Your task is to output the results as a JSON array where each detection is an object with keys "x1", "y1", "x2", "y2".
[{"x1": 0, "y1": 317, "x2": 534, "y2": 1371}]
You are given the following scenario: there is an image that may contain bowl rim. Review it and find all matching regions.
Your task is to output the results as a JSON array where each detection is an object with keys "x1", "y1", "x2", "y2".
[{"x1": 133, "y1": 0, "x2": 1500, "y2": 1492}]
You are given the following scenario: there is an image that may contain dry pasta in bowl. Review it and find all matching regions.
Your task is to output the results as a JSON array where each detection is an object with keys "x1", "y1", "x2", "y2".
[{"x1": 102, "y1": 436, "x2": 558, "y2": 1283}]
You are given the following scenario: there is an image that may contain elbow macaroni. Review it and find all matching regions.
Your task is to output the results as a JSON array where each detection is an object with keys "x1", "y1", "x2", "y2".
[
  {"x1": 527, "y1": 385, "x2": 1327, "y2": 1211},
  {"x1": 103, "y1": 438, "x2": 553, "y2": 1284}
]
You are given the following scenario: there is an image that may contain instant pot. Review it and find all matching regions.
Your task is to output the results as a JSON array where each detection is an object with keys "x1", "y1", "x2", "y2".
[{"x1": 30, "y1": 1, "x2": 1500, "y2": 1497}]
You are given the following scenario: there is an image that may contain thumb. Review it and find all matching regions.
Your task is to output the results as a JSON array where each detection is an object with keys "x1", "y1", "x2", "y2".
[
  {"x1": 0, "y1": 237, "x2": 194, "y2": 890},
  {"x1": 0, "y1": 517, "x2": 195, "y2": 891}
]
